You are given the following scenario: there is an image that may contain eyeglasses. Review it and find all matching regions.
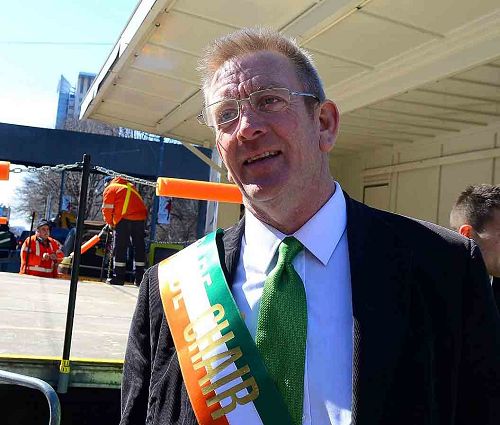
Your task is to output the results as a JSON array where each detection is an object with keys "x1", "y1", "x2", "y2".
[{"x1": 197, "y1": 87, "x2": 320, "y2": 128}]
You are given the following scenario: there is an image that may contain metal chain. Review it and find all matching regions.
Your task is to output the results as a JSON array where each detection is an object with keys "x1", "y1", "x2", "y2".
[
  {"x1": 107, "y1": 230, "x2": 114, "y2": 280},
  {"x1": 9, "y1": 163, "x2": 82, "y2": 174},
  {"x1": 92, "y1": 165, "x2": 157, "y2": 188},
  {"x1": 9, "y1": 163, "x2": 156, "y2": 189}
]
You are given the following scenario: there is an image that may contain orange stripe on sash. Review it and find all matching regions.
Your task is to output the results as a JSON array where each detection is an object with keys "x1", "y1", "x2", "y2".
[{"x1": 158, "y1": 261, "x2": 229, "y2": 425}]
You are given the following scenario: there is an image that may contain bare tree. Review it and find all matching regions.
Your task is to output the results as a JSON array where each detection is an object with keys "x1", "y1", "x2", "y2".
[
  {"x1": 155, "y1": 199, "x2": 200, "y2": 244},
  {"x1": 14, "y1": 170, "x2": 108, "y2": 223},
  {"x1": 63, "y1": 117, "x2": 121, "y2": 137}
]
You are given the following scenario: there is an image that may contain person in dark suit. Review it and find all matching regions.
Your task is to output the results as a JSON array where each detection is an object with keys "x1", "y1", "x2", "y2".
[
  {"x1": 450, "y1": 184, "x2": 500, "y2": 310},
  {"x1": 121, "y1": 28, "x2": 500, "y2": 425}
]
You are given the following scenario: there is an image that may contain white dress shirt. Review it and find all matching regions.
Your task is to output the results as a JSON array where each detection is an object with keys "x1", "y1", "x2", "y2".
[{"x1": 231, "y1": 181, "x2": 353, "y2": 425}]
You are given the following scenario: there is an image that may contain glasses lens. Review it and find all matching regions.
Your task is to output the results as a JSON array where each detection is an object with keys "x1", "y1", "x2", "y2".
[
  {"x1": 250, "y1": 88, "x2": 290, "y2": 113},
  {"x1": 206, "y1": 100, "x2": 239, "y2": 127}
]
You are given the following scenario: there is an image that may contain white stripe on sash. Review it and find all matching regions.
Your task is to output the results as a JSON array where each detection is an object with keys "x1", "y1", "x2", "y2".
[{"x1": 175, "y1": 245, "x2": 262, "y2": 424}]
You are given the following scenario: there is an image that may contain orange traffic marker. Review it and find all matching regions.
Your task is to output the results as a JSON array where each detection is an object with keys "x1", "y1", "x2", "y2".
[
  {"x1": 0, "y1": 217, "x2": 8, "y2": 225},
  {"x1": 156, "y1": 178, "x2": 243, "y2": 204},
  {"x1": 0, "y1": 161, "x2": 10, "y2": 180},
  {"x1": 81, "y1": 234, "x2": 101, "y2": 255}
]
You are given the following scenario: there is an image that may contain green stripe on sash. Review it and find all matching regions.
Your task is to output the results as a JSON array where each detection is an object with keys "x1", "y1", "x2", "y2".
[{"x1": 199, "y1": 230, "x2": 292, "y2": 424}]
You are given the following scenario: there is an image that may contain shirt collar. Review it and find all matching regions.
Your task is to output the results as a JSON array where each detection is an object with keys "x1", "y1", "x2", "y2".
[
  {"x1": 243, "y1": 181, "x2": 347, "y2": 271},
  {"x1": 243, "y1": 208, "x2": 283, "y2": 274},
  {"x1": 294, "y1": 181, "x2": 347, "y2": 265}
]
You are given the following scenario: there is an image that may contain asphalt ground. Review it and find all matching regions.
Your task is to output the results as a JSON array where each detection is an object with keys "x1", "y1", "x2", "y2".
[{"x1": 0, "y1": 272, "x2": 138, "y2": 359}]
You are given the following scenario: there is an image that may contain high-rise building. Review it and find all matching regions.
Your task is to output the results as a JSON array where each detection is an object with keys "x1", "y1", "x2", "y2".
[
  {"x1": 55, "y1": 75, "x2": 74, "y2": 129},
  {"x1": 74, "y1": 72, "x2": 96, "y2": 118},
  {"x1": 55, "y1": 72, "x2": 95, "y2": 129}
]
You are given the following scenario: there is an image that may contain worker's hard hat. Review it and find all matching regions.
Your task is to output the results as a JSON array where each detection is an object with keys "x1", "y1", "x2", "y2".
[{"x1": 36, "y1": 219, "x2": 50, "y2": 229}]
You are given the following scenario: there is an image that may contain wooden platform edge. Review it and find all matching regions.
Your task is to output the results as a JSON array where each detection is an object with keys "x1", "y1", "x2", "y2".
[{"x1": 0, "y1": 355, "x2": 123, "y2": 389}]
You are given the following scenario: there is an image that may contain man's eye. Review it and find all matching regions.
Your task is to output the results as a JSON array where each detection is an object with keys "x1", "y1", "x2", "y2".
[
  {"x1": 216, "y1": 108, "x2": 238, "y2": 124},
  {"x1": 257, "y1": 95, "x2": 286, "y2": 111}
]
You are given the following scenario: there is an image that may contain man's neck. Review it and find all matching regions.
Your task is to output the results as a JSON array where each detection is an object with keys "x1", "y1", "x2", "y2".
[{"x1": 246, "y1": 180, "x2": 336, "y2": 234}]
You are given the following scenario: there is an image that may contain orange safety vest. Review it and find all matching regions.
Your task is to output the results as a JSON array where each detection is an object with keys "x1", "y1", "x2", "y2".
[
  {"x1": 101, "y1": 177, "x2": 147, "y2": 226},
  {"x1": 20, "y1": 235, "x2": 64, "y2": 278}
]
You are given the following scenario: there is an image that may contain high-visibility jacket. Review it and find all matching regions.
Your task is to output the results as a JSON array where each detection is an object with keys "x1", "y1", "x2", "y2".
[
  {"x1": 20, "y1": 235, "x2": 64, "y2": 278},
  {"x1": 102, "y1": 177, "x2": 147, "y2": 226}
]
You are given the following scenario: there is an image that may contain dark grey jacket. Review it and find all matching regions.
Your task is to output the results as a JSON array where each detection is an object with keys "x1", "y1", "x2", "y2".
[{"x1": 120, "y1": 195, "x2": 500, "y2": 425}]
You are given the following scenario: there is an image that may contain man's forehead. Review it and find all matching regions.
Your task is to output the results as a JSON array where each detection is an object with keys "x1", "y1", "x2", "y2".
[{"x1": 208, "y1": 51, "x2": 297, "y2": 99}]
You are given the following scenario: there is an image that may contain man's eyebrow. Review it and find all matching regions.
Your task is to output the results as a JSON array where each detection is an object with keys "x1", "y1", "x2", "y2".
[
  {"x1": 255, "y1": 84, "x2": 279, "y2": 91},
  {"x1": 211, "y1": 84, "x2": 281, "y2": 102}
]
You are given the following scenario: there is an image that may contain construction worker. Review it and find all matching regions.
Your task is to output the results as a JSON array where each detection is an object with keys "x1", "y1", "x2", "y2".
[
  {"x1": 101, "y1": 176, "x2": 147, "y2": 286},
  {"x1": 20, "y1": 219, "x2": 64, "y2": 278}
]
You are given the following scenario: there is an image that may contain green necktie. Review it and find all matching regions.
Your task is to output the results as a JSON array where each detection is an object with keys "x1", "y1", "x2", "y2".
[{"x1": 255, "y1": 237, "x2": 307, "y2": 425}]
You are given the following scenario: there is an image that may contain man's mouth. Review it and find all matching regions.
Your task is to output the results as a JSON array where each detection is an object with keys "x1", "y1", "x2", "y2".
[{"x1": 244, "y1": 151, "x2": 280, "y2": 165}]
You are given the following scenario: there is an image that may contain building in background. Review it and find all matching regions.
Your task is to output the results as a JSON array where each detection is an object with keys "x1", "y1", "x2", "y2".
[
  {"x1": 74, "y1": 72, "x2": 96, "y2": 119},
  {"x1": 55, "y1": 75, "x2": 75, "y2": 130},
  {"x1": 55, "y1": 72, "x2": 95, "y2": 130}
]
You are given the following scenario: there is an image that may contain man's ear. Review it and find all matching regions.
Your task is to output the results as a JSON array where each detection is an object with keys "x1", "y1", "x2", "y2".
[
  {"x1": 458, "y1": 224, "x2": 473, "y2": 238},
  {"x1": 318, "y1": 100, "x2": 340, "y2": 153}
]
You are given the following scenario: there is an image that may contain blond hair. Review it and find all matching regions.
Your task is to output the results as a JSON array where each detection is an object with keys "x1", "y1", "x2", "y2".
[{"x1": 198, "y1": 27, "x2": 325, "y2": 104}]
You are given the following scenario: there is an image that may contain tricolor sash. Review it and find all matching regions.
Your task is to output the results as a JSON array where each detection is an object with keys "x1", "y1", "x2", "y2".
[{"x1": 158, "y1": 229, "x2": 292, "y2": 424}]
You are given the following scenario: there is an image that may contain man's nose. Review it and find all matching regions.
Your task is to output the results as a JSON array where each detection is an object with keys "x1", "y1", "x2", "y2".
[{"x1": 236, "y1": 102, "x2": 267, "y2": 141}]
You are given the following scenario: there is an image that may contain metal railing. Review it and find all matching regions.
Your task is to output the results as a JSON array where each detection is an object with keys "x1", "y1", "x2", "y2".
[{"x1": 0, "y1": 369, "x2": 61, "y2": 425}]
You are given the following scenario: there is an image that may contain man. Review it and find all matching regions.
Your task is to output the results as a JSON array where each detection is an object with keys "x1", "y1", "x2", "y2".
[
  {"x1": 101, "y1": 176, "x2": 147, "y2": 286},
  {"x1": 20, "y1": 219, "x2": 64, "y2": 278},
  {"x1": 450, "y1": 184, "x2": 500, "y2": 309},
  {"x1": 121, "y1": 28, "x2": 500, "y2": 425}
]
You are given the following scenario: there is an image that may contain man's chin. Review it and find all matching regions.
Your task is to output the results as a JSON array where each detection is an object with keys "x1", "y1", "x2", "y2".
[{"x1": 242, "y1": 183, "x2": 284, "y2": 204}]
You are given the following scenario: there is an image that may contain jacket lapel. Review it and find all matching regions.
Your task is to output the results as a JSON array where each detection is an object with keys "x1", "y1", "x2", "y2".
[
  {"x1": 346, "y1": 195, "x2": 412, "y2": 424},
  {"x1": 220, "y1": 218, "x2": 245, "y2": 287}
]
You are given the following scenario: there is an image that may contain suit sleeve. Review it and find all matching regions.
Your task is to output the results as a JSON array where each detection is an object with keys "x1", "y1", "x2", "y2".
[
  {"x1": 456, "y1": 242, "x2": 500, "y2": 425},
  {"x1": 120, "y1": 267, "x2": 152, "y2": 424}
]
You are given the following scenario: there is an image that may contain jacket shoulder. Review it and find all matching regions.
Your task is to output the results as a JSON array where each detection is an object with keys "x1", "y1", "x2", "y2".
[{"x1": 348, "y1": 197, "x2": 472, "y2": 256}]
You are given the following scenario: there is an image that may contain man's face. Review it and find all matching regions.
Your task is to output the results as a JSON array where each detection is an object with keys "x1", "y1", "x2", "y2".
[
  {"x1": 36, "y1": 225, "x2": 50, "y2": 241},
  {"x1": 473, "y1": 209, "x2": 500, "y2": 277},
  {"x1": 207, "y1": 51, "x2": 338, "y2": 214}
]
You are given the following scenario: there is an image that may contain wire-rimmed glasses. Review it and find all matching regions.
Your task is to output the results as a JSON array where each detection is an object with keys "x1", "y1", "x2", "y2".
[{"x1": 197, "y1": 87, "x2": 320, "y2": 128}]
